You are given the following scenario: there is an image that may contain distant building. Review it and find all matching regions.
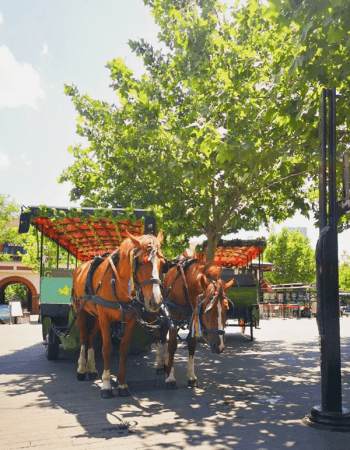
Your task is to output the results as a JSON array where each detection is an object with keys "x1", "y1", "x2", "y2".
[
  {"x1": 0, "y1": 218, "x2": 40, "y2": 313},
  {"x1": 288, "y1": 227, "x2": 307, "y2": 237}
]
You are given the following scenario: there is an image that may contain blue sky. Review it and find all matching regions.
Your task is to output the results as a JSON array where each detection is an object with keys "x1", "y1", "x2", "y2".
[
  {"x1": 0, "y1": 0, "x2": 159, "y2": 206},
  {"x1": 0, "y1": 0, "x2": 349, "y2": 255}
]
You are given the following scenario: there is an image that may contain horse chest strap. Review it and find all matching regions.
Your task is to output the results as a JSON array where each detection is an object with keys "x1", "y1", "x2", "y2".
[{"x1": 84, "y1": 295, "x2": 121, "y2": 310}]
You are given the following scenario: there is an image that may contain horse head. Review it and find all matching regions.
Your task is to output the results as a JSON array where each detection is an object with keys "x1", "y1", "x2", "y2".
[
  {"x1": 124, "y1": 230, "x2": 165, "y2": 313},
  {"x1": 197, "y1": 275, "x2": 234, "y2": 354}
]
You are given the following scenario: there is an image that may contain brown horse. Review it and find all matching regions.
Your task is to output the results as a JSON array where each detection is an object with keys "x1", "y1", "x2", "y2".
[
  {"x1": 154, "y1": 259, "x2": 234, "y2": 389},
  {"x1": 72, "y1": 230, "x2": 165, "y2": 397}
]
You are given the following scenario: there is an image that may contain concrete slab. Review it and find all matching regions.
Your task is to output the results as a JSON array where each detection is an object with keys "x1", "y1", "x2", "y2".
[{"x1": 1, "y1": 317, "x2": 350, "y2": 449}]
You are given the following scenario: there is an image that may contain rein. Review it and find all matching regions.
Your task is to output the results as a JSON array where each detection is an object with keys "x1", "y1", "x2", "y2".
[
  {"x1": 189, "y1": 283, "x2": 226, "y2": 339},
  {"x1": 130, "y1": 239, "x2": 163, "y2": 305},
  {"x1": 164, "y1": 259, "x2": 226, "y2": 338},
  {"x1": 70, "y1": 238, "x2": 169, "y2": 336}
]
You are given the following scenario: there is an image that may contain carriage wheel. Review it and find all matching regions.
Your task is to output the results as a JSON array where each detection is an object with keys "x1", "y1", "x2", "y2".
[
  {"x1": 239, "y1": 319, "x2": 245, "y2": 334},
  {"x1": 46, "y1": 326, "x2": 59, "y2": 360}
]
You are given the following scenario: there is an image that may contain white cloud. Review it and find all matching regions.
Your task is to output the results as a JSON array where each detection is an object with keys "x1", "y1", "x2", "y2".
[
  {"x1": 20, "y1": 153, "x2": 26, "y2": 159},
  {"x1": 0, "y1": 151, "x2": 10, "y2": 169},
  {"x1": 41, "y1": 43, "x2": 50, "y2": 56},
  {"x1": 0, "y1": 45, "x2": 45, "y2": 108},
  {"x1": 0, "y1": 12, "x2": 4, "y2": 25}
]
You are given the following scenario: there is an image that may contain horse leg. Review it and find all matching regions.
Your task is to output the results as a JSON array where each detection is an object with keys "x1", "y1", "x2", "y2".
[
  {"x1": 154, "y1": 325, "x2": 169, "y2": 375},
  {"x1": 100, "y1": 319, "x2": 113, "y2": 398},
  {"x1": 86, "y1": 316, "x2": 99, "y2": 380},
  {"x1": 165, "y1": 327, "x2": 178, "y2": 390},
  {"x1": 154, "y1": 329, "x2": 164, "y2": 375},
  {"x1": 76, "y1": 310, "x2": 88, "y2": 381},
  {"x1": 162, "y1": 325, "x2": 170, "y2": 371},
  {"x1": 187, "y1": 336, "x2": 198, "y2": 388},
  {"x1": 116, "y1": 317, "x2": 137, "y2": 397}
]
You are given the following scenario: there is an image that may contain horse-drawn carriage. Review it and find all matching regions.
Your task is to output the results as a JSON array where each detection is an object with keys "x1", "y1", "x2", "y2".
[
  {"x1": 18, "y1": 207, "x2": 260, "y2": 396},
  {"x1": 18, "y1": 206, "x2": 158, "y2": 360}
]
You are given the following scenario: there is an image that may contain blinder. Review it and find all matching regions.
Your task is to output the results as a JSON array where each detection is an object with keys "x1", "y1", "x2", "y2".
[
  {"x1": 131, "y1": 240, "x2": 163, "y2": 304},
  {"x1": 190, "y1": 284, "x2": 226, "y2": 338}
]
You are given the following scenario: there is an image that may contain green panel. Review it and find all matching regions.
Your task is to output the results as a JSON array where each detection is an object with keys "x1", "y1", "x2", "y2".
[
  {"x1": 61, "y1": 306, "x2": 81, "y2": 353},
  {"x1": 42, "y1": 316, "x2": 51, "y2": 340},
  {"x1": 227, "y1": 286, "x2": 258, "y2": 307},
  {"x1": 252, "y1": 304, "x2": 260, "y2": 327},
  {"x1": 40, "y1": 278, "x2": 73, "y2": 304}
]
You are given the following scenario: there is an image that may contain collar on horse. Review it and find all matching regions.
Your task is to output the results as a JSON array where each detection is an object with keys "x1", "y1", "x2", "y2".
[
  {"x1": 72, "y1": 239, "x2": 167, "y2": 333},
  {"x1": 163, "y1": 259, "x2": 228, "y2": 338}
]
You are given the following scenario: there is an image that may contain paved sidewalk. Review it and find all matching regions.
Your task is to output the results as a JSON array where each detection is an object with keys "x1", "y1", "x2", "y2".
[{"x1": 1, "y1": 317, "x2": 350, "y2": 450}]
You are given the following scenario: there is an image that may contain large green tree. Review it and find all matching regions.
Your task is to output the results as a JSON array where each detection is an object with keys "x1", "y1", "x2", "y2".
[
  {"x1": 60, "y1": 0, "x2": 321, "y2": 260},
  {"x1": 339, "y1": 252, "x2": 350, "y2": 292},
  {"x1": 268, "y1": 0, "x2": 350, "y2": 231},
  {"x1": 0, "y1": 194, "x2": 21, "y2": 261},
  {"x1": 20, "y1": 228, "x2": 72, "y2": 274},
  {"x1": 0, "y1": 194, "x2": 71, "y2": 272},
  {"x1": 263, "y1": 227, "x2": 316, "y2": 284}
]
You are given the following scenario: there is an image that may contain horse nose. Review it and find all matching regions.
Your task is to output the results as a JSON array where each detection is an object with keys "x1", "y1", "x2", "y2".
[{"x1": 145, "y1": 295, "x2": 163, "y2": 313}]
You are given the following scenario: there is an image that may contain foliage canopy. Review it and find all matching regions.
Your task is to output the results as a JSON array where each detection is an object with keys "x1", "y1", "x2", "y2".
[
  {"x1": 339, "y1": 253, "x2": 350, "y2": 292},
  {"x1": 263, "y1": 227, "x2": 316, "y2": 284},
  {"x1": 60, "y1": 0, "x2": 334, "y2": 259},
  {"x1": 268, "y1": 0, "x2": 350, "y2": 231}
]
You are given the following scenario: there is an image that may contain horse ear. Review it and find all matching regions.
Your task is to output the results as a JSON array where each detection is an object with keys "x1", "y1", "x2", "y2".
[
  {"x1": 125, "y1": 230, "x2": 142, "y2": 247},
  {"x1": 225, "y1": 278, "x2": 234, "y2": 290},
  {"x1": 196, "y1": 273, "x2": 209, "y2": 292},
  {"x1": 156, "y1": 230, "x2": 163, "y2": 245}
]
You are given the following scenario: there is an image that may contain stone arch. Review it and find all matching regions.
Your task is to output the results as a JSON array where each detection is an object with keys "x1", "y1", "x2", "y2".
[{"x1": 0, "y1": 276, "x2": 39, "y2": 313}]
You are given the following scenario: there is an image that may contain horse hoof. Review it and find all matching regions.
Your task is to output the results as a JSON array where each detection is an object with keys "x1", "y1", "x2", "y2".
[
  {"x1": 188, "y1": 379, "x2": 198, "y2": 388},
  {"x1": 118, "y1": 387, "x2": 131, "y2": 397},
  {"x1": 166, "y1": 381, "x2": 177, "y2": 390},
  {"x1": 156, "y1": 368, "x2": 164, "y2": 375},
  {"x1": 88, "y1": 372, "x2": 99, "y2": 380},
  {"x1": 101, "y1": 389, "x2": 113, "y2": 399},
  {"x1": 77, "y1": 372, "x2": 86, "y2": 381}
]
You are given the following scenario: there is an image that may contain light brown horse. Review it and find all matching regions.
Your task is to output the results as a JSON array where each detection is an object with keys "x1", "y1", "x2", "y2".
[
  {"x1": 154, "y1": 259, "x2": 234, "y2": 389},
  {"x1": 72, "y1": 230, "x2": 165, "y2": 397}
]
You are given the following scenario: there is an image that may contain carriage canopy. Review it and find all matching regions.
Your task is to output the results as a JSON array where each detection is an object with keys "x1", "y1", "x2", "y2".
[
  {"x1": 194, "y1": 238, "x2": 267, "y2": 269},
  {"x1": 18, "y1": 206, "x2": 156, "y2": 261}
]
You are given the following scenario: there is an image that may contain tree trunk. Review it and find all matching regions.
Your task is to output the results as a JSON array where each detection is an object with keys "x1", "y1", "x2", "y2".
[{"x1": 205, "y1": 232, "x2": 221, "y2": 265}]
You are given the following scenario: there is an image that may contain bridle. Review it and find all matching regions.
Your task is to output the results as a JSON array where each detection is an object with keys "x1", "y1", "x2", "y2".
[
  {"x1": 190, "y1": 280, "x2": 228, "y2": 338},
  {"x1": 69, "y1": 236, "x2": 171, "y2": 340},
  {"x1": 130, "y1": 237, "x2": 164, "y2": 305}
]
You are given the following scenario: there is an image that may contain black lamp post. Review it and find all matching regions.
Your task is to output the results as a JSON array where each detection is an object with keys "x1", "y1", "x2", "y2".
[{"x1": 306, "y1": 88, "x2": 350, "y2": 429}]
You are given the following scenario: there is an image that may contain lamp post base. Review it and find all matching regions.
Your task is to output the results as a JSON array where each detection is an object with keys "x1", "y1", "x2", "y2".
[{"x1": 303, "y1": 405, "x2": 350, "y2": 431}]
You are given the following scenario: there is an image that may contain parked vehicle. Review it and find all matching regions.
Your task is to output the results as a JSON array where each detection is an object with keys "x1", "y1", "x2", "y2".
[
  {"x1": 342, "y1": 306, "x2": 350, "y2": 317},
  {"x1": 18, "y1": 206, "x2": 157, "y2": 359}
]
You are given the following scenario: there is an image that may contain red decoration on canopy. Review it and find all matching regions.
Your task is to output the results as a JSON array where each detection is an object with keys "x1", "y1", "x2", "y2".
[
  {"x1": 194, "y1": 245, "x2": 264, "y2": 268},
  {"x1": 33, "y1": 216, "x2": 144, "y2": 261}
]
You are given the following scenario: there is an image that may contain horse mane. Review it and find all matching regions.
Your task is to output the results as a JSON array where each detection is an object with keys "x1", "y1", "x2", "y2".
[
  {"x1": 201, "y1": 277, "x2": 226, "y2": 305},
  {"x1": 118, "y1": 233, "x2": 163, "y2": 261},
  {"x1": 202, "y1": 262, "x2": 222, "y2": 281},
  {"x1": 119, "y1": 234, "x2": 150, "y2": 254}
]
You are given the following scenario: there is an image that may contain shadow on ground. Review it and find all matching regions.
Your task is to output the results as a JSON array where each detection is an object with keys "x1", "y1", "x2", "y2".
[{"x1": 1, "y1": 322, "x2": 350, "y2": 449}]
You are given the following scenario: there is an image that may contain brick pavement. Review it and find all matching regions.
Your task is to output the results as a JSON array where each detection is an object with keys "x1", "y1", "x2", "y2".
[{"x1": 1, "y1": 316, "x2": 350, "y2": 449}]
